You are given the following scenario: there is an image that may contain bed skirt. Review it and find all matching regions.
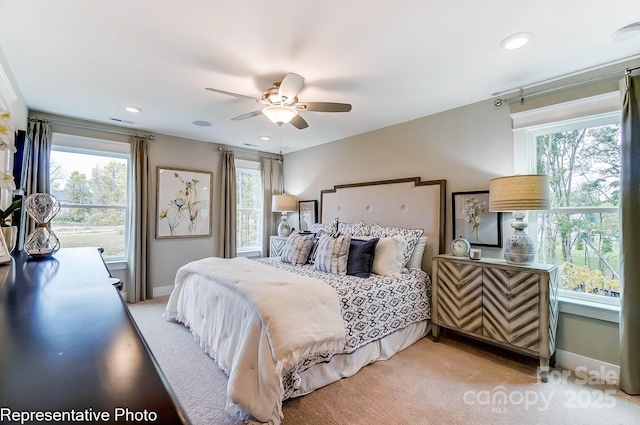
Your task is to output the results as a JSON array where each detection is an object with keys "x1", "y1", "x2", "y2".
[{"x1": 289, "y1": 320, "x2": 431, "y2": 399}]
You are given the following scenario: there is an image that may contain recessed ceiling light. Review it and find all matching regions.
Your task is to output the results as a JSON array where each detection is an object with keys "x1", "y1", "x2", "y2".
[
  {"x1": 192, "y1": 120, "x2": 212, "y2": 127},
  {"x1": 500, "y1": 32, "x2": 533, "y2": 50},
  {"x1": 260, "y1": 136, "x2": 271, "y2": 141},
  {"x1": 124, "y1": 106, "x2": 141, "y2": 113},
  {"x1": 613, "y1": 22, "x2": 640, "y2": 42}
]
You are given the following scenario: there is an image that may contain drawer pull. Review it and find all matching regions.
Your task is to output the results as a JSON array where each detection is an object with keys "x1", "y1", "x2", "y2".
[{"x1": 506, "y1": 291, "x2": 512, "y2": 297}]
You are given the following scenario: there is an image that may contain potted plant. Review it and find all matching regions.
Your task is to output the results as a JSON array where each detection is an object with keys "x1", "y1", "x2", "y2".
[{"x1": 0, "y1": 171, "x2": 21, "y2": 252}]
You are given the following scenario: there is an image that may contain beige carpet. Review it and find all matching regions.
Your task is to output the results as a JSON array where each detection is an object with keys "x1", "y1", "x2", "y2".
[{"x1": 128, "y1": 296, "x2": 640, "y2": 425}]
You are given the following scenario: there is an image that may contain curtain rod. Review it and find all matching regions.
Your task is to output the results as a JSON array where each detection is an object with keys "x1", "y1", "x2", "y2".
[
  {"x1": 29, "y1": 116, "x2": 155, "y2": 140},
  {"x1": 493, "y1": 63, "x2": 640, "y2": 107},
  {"x1": 218, "y1": 146, "x2": 281, "y2": 160}
]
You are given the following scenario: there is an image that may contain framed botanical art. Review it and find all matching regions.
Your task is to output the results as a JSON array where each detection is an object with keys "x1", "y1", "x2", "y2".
[
  {"x1": 156, "y1": 166, "x2": 213, "y2": 239},
  {"x1": 298, "y1": 200, "x2": 318, "y2": 232},
  {"x1": 452, "y1": 190, "x2": 502, "y2": 248}
]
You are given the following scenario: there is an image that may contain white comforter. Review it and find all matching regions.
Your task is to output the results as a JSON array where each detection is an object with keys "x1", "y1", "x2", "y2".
[{"x1": 164, "y1": 257, "x2": 346, "y2": 424}]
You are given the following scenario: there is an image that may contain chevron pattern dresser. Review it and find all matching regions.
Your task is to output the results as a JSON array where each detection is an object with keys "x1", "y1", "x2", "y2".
[
  {"x1": 269, "y1": 236, "x2": 288, "y2": 257},
  {"x1": 432, "y1": 255, "x2": 559, "y2": 381}
]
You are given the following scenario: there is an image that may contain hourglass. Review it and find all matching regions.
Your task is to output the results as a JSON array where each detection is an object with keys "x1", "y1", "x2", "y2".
[{"x1": 24, "y1": 193, "x2": 61, "y2": 258}]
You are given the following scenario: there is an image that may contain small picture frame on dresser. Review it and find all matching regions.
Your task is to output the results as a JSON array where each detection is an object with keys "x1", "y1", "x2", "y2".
[{"x1": 298, "y1": 200, "x2": 318, "y2": 232}]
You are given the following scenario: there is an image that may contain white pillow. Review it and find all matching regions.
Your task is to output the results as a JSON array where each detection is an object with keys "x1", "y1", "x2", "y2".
[
  {"x1": 369, "y1": 223, "x2": 424, "y2": 267},
  {"x1": 406, "y1": 236, "x2": 428, "y2": 270},
  {"x1": 372, "y1": 236, "x2": 407, "y2": 278}
]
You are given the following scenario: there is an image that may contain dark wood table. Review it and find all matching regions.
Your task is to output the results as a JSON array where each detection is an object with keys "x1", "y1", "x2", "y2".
[{"x1": 0, "y1": 247, "x2": 189, "y2": 424}]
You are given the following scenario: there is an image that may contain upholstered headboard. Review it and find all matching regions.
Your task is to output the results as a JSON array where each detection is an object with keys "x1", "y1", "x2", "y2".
[{"x1": 320, "y1": 177, "x2": 446, "y2": 275}]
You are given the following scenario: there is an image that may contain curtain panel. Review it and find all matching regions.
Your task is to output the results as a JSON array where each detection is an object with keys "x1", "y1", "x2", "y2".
[
  {"x1": 219, "y1": 151, "x2": 236, "y2": 258},
  {"x1": 25, "y1": 119, "x2": 52, "y2": 236},
  {"x1": 126, "y1": 137, "x2": 151, "y2": 303},
  {"x1": 619, "y1": 74, "x2": 640, "y2": 395},
  {"x1": 260, "y1": 157, "x2": 283, "y2": 256}
]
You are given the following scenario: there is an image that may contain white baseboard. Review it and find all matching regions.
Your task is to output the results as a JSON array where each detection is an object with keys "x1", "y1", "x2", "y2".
[
  {"x1": 153, "y1": 285, "x2": 174, "y2": 297},
  {"x1": 555, "y1": 349, "x2": 620, "y2": 377}
]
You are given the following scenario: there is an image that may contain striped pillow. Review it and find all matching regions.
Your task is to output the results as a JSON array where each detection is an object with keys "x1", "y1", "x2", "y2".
[
  {"x1": 313, "y1": 233, "x2": 351, "y2": 275},
  {"x1": 281, "y1": 232, "x2": 315, "y2": 265}
]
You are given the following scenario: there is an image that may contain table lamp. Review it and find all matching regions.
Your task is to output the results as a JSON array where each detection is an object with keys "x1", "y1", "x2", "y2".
[
  {"x1": 272, "y1": 194, "x2": 297, "y2": 237},
  {"x1": 489, "y1": 175, "x2": 550, "y2": 265}
]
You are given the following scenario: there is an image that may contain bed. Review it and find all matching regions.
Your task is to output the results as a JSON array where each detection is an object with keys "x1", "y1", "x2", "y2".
[{"x1": 164, "y1": 177, "x2": 445, "y2": 424}]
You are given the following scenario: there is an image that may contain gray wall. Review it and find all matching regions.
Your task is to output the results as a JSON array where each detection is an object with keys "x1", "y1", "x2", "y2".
[
  {"x1": 557, "y1": 314, "x2": 619, "y2": 365},
  {"x1": 147, "y1": 134, "x2": 222, "y2": 288},
  {"x1": 283, "y1": 96, "x2": 621, "y2": 365},
  {"x1": 285, "y1": 98, "x2": 513, "y2": 259}
]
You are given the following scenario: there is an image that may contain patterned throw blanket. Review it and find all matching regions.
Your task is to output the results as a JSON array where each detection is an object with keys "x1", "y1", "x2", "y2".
[{"x1": 256, "y1": 257, "x2": 432, "y2": 398}]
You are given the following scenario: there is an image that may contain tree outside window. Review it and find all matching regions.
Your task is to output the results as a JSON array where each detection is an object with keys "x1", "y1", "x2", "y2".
[
  {"x1": 535, "y1": 122, "x2": 620, "y2": 297},
  {"x1": 49, "y1": 148, "x2": 129, "y2": 259}
]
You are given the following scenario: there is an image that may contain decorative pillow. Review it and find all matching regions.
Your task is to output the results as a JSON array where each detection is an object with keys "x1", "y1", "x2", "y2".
[
  {"x1": 370, "y1": 223, "x2": 424, "y2": 267},
  {"x1": 310, "y1": 217, "x2": 339, "y2": 234},
  {"x1": 314, "y1": 233, "x2": 351, "y2": 275},
  {"x1": 346, "y1": 238, "x2": 379, "y2": 278},
  {"x1": 280, "y1": 232, "x2": 315, "y2": 265},
  {"x1": 406, "y1": 236, "x2": 428, "y2": 270},
  {"x1": 338, "y1": 221, "x2": 371, "y2": 237},
  {"x1": 371, "y1": 236, "x2": 407, "y2": 278},
  {"x1": 307, "y1": 230, "x2": 333, "y2": 264}
]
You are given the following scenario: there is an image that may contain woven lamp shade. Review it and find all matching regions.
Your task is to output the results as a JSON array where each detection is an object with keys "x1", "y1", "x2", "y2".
[
  {"x1": 272, "y1": 194, "x2": 297, "y2": 212},
  {"x1": 489, "y1": 175, "x2": 551, "y2": 212}
]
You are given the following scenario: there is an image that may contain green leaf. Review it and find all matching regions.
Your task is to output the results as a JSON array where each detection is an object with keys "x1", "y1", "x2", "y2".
[{"x1": 0, "y1": 199, "x2": 21, "y2": 226}]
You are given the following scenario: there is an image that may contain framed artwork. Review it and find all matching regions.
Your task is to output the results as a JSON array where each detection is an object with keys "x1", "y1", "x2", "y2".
[
  {"x1": 452, "y1": 190, "x2": 502, "y2": 248},
  {"x1": 298, "y1": 200, "x2": 318, "y2": 232},
  {"x1": 156, "y1": 166, "x2": 213, "y2": 239}
]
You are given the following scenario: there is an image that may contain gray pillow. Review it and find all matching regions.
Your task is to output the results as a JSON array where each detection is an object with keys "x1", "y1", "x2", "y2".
[
  {"x1": 313, "y1": 233, "x2": 351, "y2": 275},
  {"x1": 281, "y1": 232, "x2": 315, "y2": 265}
]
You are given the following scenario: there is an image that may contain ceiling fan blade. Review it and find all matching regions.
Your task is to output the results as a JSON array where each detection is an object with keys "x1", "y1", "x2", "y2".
[
  {"x1": 231, "y1": 110, "x2": 263, "y2": 120},
  {"x1": 205, "y1": 87, "x2": 260, "y2": 102},
  {"x1": 296, "y1": 102, "x2": 352, "y2": 112},
  {"x1": 279, "y1": 73, "x2": 305, "y2": 105},
  {"x1": 290, "y1": 115, "x2": 309, "y2": 129}
]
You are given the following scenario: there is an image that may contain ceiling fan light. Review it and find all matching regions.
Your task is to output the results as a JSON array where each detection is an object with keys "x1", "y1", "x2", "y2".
[{"x1": 262, "y1": 105, "x2": 298, "y2": 126}]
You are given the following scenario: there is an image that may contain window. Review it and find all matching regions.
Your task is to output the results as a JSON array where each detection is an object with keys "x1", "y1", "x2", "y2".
[
  {"x1": 534, "y1": 119, "x2": 621, "y2": 299},
  {"x1": 235, "y1": 159, "x2": 263, "y2": 255},
  {"x1": 49, "y1": 133, "x2": 130, "y2": 261},
  {"x1": 512, "y1": 92, "x2": 621, "y2": 308}
]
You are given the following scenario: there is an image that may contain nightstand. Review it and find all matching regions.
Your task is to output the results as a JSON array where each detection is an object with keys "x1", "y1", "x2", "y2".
[
  {"x1": 269, "y1": 236, "x2": 288, "y2": 257},
  {"x1": 431, "y1": 255, "x2": 559, "y2": 381}
]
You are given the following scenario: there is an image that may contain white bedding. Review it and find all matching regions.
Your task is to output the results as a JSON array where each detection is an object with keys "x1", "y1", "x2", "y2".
[{"x1": 164, "y1": 256, "x2": 431, "y2": 425}]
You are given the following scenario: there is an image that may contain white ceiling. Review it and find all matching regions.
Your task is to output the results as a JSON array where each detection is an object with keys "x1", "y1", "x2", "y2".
[{"x1": 1, "y1": 1, "x2": 639, "y2": 154}]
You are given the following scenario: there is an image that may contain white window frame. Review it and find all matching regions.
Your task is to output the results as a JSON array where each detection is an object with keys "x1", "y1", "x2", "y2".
[
  {"x1": 235, "y1": 159, "x2": 263, "y2": 257},
  {"x1": 511, "y1": 92, "x2": 621, "y2": 323},
  {"x1": 51, "y1": 133, "x2": 131, "y2": 266}
]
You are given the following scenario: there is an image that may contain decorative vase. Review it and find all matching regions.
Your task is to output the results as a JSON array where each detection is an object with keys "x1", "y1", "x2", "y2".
[
  {"x1": 503, "y1": 212, "x2": 536, "y2": 265},
  {"x1": 1, "y1": 226, "x2": 17, "y2": 252},
  {"x1": 277, "y1": 214, "x2": 291, "y2": 237},
  {"x1": 23, "y1": 193, "x2": 61, "y2": 259}
]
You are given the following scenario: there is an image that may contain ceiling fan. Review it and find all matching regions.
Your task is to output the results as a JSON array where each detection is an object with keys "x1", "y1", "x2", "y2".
[{"x1": 205, "y1": 73, "x2": 351, "y2": 129}]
